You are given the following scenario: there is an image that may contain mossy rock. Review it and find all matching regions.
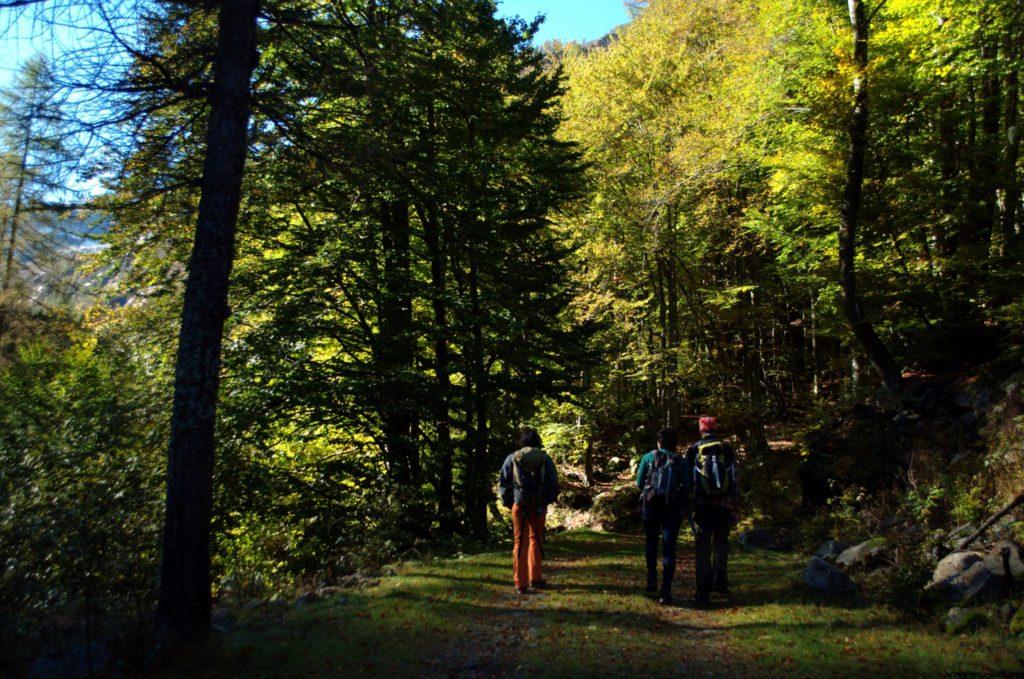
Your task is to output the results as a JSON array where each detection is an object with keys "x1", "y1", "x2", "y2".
[
  {"x1": 1011, "y1": 607, "x2": 1024, "y2": 637},
  {"x1": 945, "y1": 607, "x2": 988, "y2": 635}
]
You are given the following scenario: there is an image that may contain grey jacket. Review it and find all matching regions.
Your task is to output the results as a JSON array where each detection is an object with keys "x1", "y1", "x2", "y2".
[{"x1": 498, "y1": 447, "x2": 559, "y2": 510}]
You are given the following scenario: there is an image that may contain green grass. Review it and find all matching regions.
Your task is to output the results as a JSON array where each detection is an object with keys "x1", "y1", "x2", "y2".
[{"x1": 162, "y1": 530, "x2": 1024, "y2": 677}]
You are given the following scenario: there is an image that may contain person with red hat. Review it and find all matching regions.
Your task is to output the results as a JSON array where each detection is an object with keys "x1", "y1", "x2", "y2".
[{"x1": 685, "y1": 415, "x2": 738, "y2": 608}]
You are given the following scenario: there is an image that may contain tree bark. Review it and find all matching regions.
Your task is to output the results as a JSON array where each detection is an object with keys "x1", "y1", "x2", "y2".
[
  {"x1": 156, "y1": 0, "x2": 260, "y2": 643},
  {"x1": 838, "y1": 0, "x2": 903, "y2": 394},
  {"x1": 421, "y1": 202, "x2": 455, "y2": 536},
  {"x1": 378, "y1": 199, "x2": 420, "y2": 488},
  {"x1": 1000, "y1": 31, "x2": 1020, "y2": 256}
]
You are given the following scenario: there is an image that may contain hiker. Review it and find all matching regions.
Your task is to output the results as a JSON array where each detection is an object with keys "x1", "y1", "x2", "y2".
[
  {"x1": 498, "y1": 427, "x2": 559, "y2": 595},
  {"x1": 636, "y1": 427, "x2": 691, "y2": 605},
  {"x1": 685, "y1": 416, "x2": 739, "y2": 608}
]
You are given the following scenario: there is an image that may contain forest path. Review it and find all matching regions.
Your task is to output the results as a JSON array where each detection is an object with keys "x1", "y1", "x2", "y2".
[{"x1": 176, "y1": 530, "x2": 1024, "y2": 677}]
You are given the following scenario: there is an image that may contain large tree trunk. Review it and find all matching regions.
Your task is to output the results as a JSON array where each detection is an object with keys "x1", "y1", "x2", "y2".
[
  {"x1": 378, "y1": 199, "x2": 420, "y2": 488},
  {"x1": 838, "y1": 0, "x2": 903, "y2": 394},
  {"x1": 420, "y1": 202, "x2": 455, "y2": 536},
  {"x1": 156, "y1": 0, "x2": 260, "y2": 643}
]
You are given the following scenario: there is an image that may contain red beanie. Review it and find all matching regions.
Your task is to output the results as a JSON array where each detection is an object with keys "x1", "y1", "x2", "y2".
[{"x1": 699, "y1": 416, "x2": 718, "y2": 434}]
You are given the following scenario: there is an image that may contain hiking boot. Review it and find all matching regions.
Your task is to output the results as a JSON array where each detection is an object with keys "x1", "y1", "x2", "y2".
[
  {"x1": 713, "y1": 586, "x2": 732, "y2": 598},
  {"x1": 658, "y1": 594, "x2": 673, "y2": 606},
  {"x1": 515, "y1": 586, "x2": 529, "y2": 595},
  {"x1": 531, "y1": 580, "x2": 547, "y2": 590},
  {"x1": 694, "y1": 593, "x2": 711, "y2": 609}
]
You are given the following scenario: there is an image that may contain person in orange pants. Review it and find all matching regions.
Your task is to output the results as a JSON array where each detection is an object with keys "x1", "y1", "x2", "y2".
[{"x1": 499, "y1": 427, "x2": 559, "y2": 594}]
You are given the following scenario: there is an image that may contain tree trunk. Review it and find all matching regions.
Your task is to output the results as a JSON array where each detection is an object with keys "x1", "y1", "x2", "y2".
[
  {"x1": 421, "y1": 202, "x2": 455, "y2": 536},
  {"x1": 1000, "y1": 32, "x2": 1020, "y2": 256},
  {"x1": 838, "y1": 0, "x2": 903, "y2": 394},
  {"x1": 378, "y1": 199, "x2": 420, "y2": 488},
  {"x1": 0, "y1": 80, "x2": 37, "y2": 341},
  {"x1": 975, "y1": 23, "x2": 1001, "y2": 252},
  {"x1": 156, "y1": 0, "x2": 260, "y2": 644},
  {"x1": 465, "y1": 259, "x2": 489, "y2": 541}
]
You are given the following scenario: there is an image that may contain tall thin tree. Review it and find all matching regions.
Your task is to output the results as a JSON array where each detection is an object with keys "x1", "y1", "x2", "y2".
[
  {"x1": 156, "y1": 0, "x2": 260, "y2": 642},
  {"x1": 838, "y1": 0, "x2": 902, "y2": 393}
]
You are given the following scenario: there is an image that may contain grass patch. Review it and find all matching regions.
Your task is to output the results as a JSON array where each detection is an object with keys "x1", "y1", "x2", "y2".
[{"x1": 160, "y1": 530, "x2": 1024, "y2": 677}]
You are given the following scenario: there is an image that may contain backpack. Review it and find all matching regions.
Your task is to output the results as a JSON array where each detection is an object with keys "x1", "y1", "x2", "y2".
[
  {"x1": 513, "y1": 448, "x2": 548, "y2": 510},
  {"x1": 693, "y1": 439, "x2": 731, "y2": 497},
  {"x1": 643, "y1": 450, "x2": 679, "y2": 508}
]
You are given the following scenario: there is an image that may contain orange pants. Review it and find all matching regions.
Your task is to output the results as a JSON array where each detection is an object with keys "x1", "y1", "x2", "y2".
[{"x1": 512, "y1": 504, "x2": 546, "y2": 588}]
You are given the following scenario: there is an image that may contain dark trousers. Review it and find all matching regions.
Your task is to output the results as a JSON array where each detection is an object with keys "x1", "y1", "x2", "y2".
[
  {"x1": 693, "y1": 503, "x2": 731, "y2": 598},
  {"x1": 643, "y1": 508, "x2": 683, "y2": 596}
]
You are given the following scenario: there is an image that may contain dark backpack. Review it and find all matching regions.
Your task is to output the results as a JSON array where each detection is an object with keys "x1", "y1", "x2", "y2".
[
  {"x1": 693, "y1": 439, "x2": 731, "y2": 497},
  {"x1": 513, "y1": 448, "x2": 548, "y2": 510},
  {"x1": 643, "y1": 450, "x2": 679, "y2": 508}
]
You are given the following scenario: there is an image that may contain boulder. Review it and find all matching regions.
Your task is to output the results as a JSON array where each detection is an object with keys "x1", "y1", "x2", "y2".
[
  {"x1": 591, "y1": 482, "x2": 641, "y2": 532},
  {"x1": 927, "y1": 551, "x2": 984, "y2": 591},
  {"x1": 211, "y1": 607, "x2": 236, "y2": 634},
  {"x1": 294, "y1": 591, "x2": 320, "y2": 608},
  {"x1": 606, "y1": 456, "x2": 627, "y2": 472},
  {"x1": 836, "y1": 538, "x2": 890, "y2": 570},
  {"x1": 983, "y1": 540, "x2": 1024, "y2": 580},
  {"x1": 739, "y1": 528, "x2": 793, "y2": 552},
  {"x1": 997, "y1": 602, "x2": 1018, "y2": 623},
  {"x1": 945, "y1": 562, "x2": 1005, "y2": 603},
  {"x1": 945, "y1": 607, "x2": 987, "y2": 634},
  {"x1": 803, "y1": 556, "x2": 858, "y2": 594},
  {"x1": 815, "y1": 539, "x2": 852, "y2": 561}
]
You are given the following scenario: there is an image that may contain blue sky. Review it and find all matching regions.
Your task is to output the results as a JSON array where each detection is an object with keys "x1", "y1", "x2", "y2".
[
  {"x1": 498, "y1": 0, "x2": 630, "y2": 44},
  {"x1": 0, "y1": 1, "x2": 629, "y2": 88}
]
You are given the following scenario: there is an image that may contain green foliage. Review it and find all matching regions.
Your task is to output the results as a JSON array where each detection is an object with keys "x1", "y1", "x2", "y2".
[{"x1": 0, "y1": 330, "x2": 166, "y2": 638}]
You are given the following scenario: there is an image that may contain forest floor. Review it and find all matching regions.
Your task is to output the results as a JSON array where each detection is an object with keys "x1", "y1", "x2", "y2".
[{"x1": 163, "y1": 530, "x2": 1024, "y2": 678}]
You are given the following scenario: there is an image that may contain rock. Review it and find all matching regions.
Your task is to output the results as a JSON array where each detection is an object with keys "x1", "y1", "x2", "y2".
[
  {"x1": 946, "y1": 562, "x2": 1005, "y2": 603},
  {"x1": 803, "y1": 556, "x2": 858, "y2": 594},
  {"x1": 211, "y1": 607, "x2": 236, "y2": 634},
  {"x1": 29, "y1": 642, "x2": 108, "y2": 679},
  {"x1": 815, "y1": 539, "x2": 852, "y2": 561},
  {"x1": 294, "y1": 591, "x2": 320, "y2": 608},
  {"x1": 945, "y1": 607, "x2": 987, "y2": 634},
  {"x1": 606, "y1": 456, "x2": 626, "y2": 472},
  {"x1": 560, "y1": 486, "x2": 594, "y2": 510},
  {"x1": 591, "y1": 482, "x2": 641, "y2": 532},
  {"x1": 739, "y1": 528, "x2": 793, "y2": 552},
  {"x1": 245, "y1": 598, "x2": 268, "y2": 610},
  {"x1": 983, "y1": 541, "x2": 1024, "y2": 579},
  {"x1": 836, "y1": 538, "x2": 890, "y2": 570},
  {"x1": 998, "y1": 602, "x2": 1018, "y2": 623},
  {"x1": 927, "y1": 551, "x2": 984, "y2": 591}
]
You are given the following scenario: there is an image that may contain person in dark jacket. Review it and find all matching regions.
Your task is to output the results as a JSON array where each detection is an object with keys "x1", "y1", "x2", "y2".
[
  {"x1": 685, "y1": 416, "x2": 738, "y2": 608},
  {"x1": 636, "y1": 427, "x2": 691, "y2": 605},
  {"x1": 498, "y1": 427, "x2": 559, "y2": 595}
]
